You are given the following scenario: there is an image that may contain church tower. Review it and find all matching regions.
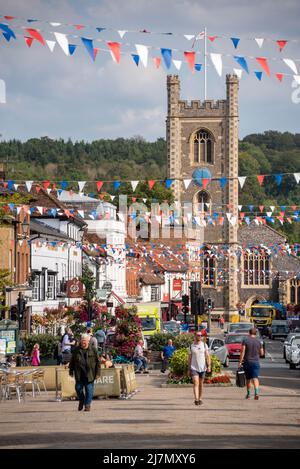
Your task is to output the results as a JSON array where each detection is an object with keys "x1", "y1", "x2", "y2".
[{"x1": 166, "y1": 74, "x2": 239, "y2": 318}]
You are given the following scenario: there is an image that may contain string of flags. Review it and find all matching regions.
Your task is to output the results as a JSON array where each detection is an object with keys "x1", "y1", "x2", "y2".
[
  {"x1": 1, "y1": 171, "x2": 299, "y2": 194},
  {"x1": 0, "y1": 20, "x2": 300, "y2": 82},
  {"x1": 1, "y1": 14, "x2": 300, "y2": 50}
]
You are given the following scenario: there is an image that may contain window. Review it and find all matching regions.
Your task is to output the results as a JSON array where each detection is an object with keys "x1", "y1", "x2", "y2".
[
  {"x1": 289, "y1": 279, "x2": 300, "y2": 305},
  {"x1": 32, "y1": 275, "x2": 40, "y2": 301},
  {"x1": 243, "y1": 250, "x2": 270, "y2": 286},
  {"x1": 151, "y1": 286, "x2": 160, "y2": 302},
  {"x1": 47, "y1": 274, "x2": 56, "y2": 300},
  {"x1": 195, "y1": 191, "x2": 210, "y2": 214},
  {"x1": 203, "y1": 254, "x2": 216, "y2": 286},
  {"x1": 193, "y1": 130, "x2": 214, "y2": 164}
]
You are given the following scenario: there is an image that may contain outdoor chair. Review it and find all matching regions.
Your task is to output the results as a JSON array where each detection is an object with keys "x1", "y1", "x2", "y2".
[
  {"x1": 34, "y1": 369, "x2": 48, "y2": 395},
  {"x1": 23, "y1": 369, "x2": 40, "y2": 397},
  {"x1": 3, "y1": 372, "x2": 26, "y2": 403}
]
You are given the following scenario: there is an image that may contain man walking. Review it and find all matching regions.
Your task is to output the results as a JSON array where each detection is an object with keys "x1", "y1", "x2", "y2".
[
  {"x1": 188, "y1": 331, "x2": 211, "y2": 406},
  {"x1": 69, "y1": 333, "x2": 100, "y2": 411},
  {"x1": 161, "y1": 339, "x2": 175, "y2": 373},
  {"x1": 239, "y1": 327, "x2": 264, "y2": 400}
]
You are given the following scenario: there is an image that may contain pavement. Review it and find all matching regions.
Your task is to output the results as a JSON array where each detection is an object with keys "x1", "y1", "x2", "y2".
[{"x1": 1, "y1": 363, "x2": 300, "y2": 449}]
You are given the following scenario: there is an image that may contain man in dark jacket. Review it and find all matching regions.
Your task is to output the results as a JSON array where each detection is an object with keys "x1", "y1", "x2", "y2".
[{"x1": 69, "y1": 333, "x2": 101, "y2": 411}]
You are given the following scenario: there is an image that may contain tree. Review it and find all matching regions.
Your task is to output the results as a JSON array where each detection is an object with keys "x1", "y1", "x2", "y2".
[
  {"x1": 113, "y1": 306, "x2": 143, "y2": 358},
  {"x1": 80, "y1": 265, "x2": 96, "y2": 322}
]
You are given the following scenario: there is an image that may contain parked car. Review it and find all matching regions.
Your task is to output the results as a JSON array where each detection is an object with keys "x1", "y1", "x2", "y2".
[
  {"x1": 270, "y1": 320, "x2": 289, "y2": 340},
  {"x1": 206, "y1": 336, "x2": 229, "y2": 368},
  {"x1": 225, "y1": 322, "x2": 253, "y2": 335},
  {"x1": 162, "y1": 321, "x2": 180, "y2": 335},
  {"x1": 233, "y1": 328, "x2": 266, "y2": 357},
  {"x1": 285, "y1": 335, "x2": 300, "y2": 365},
  {"x1": 288, "y1": 338, "x2": 300, "y2": 369},
  {"x1": 283, "y1": 334, "x2": 300, "y2": 362},
  {"x1": 225, "y1": 331, "x2": 265, "y2": 360}
]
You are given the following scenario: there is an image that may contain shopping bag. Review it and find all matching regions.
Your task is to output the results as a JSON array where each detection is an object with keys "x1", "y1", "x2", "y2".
[{"x1": 236, "y1": 366, "x2": 246, "y2": 387}]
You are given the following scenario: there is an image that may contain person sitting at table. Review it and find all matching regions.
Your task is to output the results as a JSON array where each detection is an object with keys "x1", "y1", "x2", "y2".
[{"x1": 133, "y1": 340, "x2": 149, "y2": 374}]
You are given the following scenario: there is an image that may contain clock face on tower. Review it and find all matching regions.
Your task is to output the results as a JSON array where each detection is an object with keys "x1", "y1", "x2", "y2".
[{"x1": 192, "y1": 168, "x2": 212, "y2": 187}]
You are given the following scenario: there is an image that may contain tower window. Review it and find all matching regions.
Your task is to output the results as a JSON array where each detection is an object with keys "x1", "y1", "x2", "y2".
[
  {"x1": 243, "y1": 250, "x2": 270, "y2": 286},
  {"x1": 195, "y1": 191, "x2": 210, "y2": 214},
  {"x1": 193, "y1": 130, "x2": 214, "y2": 164}
]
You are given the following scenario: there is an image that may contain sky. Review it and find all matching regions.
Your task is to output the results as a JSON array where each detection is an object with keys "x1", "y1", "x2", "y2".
[{"x1": 0, "y1": 0, "x2": 299, "y2": 142}]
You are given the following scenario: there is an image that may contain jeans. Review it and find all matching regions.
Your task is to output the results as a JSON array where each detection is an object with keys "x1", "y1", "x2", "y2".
[
  {"x1": 134, "y1": 357, "x2": 148, "y2": 371},
  {"x1": 75, "y1": 379, "x2": 94, "y2": 406},
  {"x1": 161, "y1": 358, "x2": 170, "y2": 372}
]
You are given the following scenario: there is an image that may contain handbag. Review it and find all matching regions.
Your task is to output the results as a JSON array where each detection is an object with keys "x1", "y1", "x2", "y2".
[{"x1": 236, "y1": 366, "x2": 246, "y2": 387}]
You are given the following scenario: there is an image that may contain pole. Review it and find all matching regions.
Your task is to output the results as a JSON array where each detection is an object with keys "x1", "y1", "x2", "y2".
[
  {"x1": 168, "y1": 277, "x2": 171, "y2": 320},
  {"x1": 204, "y1": 26, "x2": 207, "y2": 100}
]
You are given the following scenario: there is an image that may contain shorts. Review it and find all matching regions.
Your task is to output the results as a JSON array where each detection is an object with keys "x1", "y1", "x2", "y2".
[
  {"x1": 191, "y1": 370, "x2": 205, "y2": 378},
  {"x1": 244, "y1": 361, "x2": 260, "y2": 380}
]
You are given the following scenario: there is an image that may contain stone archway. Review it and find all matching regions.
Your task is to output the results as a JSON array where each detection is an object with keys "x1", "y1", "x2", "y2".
[{"x1": 245, "y1": 294, "x2": 267, "y2": 313}]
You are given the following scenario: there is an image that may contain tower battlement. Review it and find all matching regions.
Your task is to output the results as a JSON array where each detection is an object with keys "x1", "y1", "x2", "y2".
[{"x1": 178, "y1": 99, "x2": 226, "y2": 115}]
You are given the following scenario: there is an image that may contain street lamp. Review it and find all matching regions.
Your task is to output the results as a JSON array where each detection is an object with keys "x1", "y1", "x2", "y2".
[{"x1": 21, "y1": 220, "x2": 30, "y2": 238}]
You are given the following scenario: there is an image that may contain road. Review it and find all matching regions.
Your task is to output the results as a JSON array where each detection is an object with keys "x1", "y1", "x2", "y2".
[{"x1": 228, "y1": 337, "x2": 300, "y2": 392}]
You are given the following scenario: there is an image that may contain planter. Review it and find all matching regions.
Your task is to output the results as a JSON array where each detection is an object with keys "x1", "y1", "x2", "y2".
[{"x1": 164, "y1": 372, "x2": 234, "y2": 387}]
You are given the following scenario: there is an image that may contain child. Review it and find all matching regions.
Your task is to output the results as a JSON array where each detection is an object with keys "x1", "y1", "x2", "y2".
[{"x1": 31, "y1": 343, "x2": 40, "y2": 366}]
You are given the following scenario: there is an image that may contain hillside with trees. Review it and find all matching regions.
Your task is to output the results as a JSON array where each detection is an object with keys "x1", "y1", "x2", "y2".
[{"x1": 0, "y1": 131, "x2": 299, "y2": 242}]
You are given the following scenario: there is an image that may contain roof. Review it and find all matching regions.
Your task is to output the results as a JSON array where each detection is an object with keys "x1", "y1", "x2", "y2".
[
  {"x1": 58, "y1": 190, "x2": 99, "y2": 203},
  {"x1": 30, "y1": 219, "x2": 70, "y2": 240},
  {"x1": 140, "y1": 273, "x2": 165, "y2": 285}
]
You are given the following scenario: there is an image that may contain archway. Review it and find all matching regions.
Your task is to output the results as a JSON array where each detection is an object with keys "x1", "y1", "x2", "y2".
[{"x1": 244, "y1": 294, "x2": 267, "y2": 317}]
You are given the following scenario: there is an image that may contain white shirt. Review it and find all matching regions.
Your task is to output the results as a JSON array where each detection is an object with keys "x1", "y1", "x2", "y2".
[
  {"x1": 189, "y1": 342, "x2": 209, "y2": 373},
  {"x1": 61, "y1": 334, "x2": 73, "y2": 353}
]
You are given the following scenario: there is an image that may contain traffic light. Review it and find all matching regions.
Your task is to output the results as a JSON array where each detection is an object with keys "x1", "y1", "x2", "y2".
[
  {"x1": 207, "y1": 298, "x2": 213, "y2": 309},
  {"x1": 190, "y1": 281, "x2": 201, "y2": 315},
  {"x1": 182, "y1": 294, "x2": 189, "y2": 322}
]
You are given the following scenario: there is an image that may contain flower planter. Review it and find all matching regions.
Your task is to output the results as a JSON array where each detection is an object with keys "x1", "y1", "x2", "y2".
[{"x1": 163, "y1": 372, "x2": 234, "y2": 388}]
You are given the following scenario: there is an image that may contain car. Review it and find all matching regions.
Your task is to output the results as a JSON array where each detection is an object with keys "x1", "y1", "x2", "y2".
[
  {"x1": 233, "y1": 328, "x2": 266, "y2": 358},
  {"x1": 225, "y1": 332, "x2": 265, "y2": 360},
  {"x1": 283, "y1": 334, "x2": 300, "y2": 362},
  {"x1": 225, "y1": 322, "x2": 253, "y2": 335},
  {"x1": 207, "y1": 336, "x2": 229, "y2": 368},
  {"x1": 285, "y1": 335, "x2": 300, "y2": 365},
  {"x1": 288, "y1": 338, "x2": 300, "y2": 369},
  {"x1": 162, "y1": 321, "x2": 180, "y2": 335}
]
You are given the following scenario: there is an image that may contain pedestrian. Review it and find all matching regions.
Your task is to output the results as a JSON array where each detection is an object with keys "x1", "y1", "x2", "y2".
[
  {"x1": 53, "y1": 341, "x2": 63, "y2": 365},
  {"x1": 61, "y1": 327, "x2": 76, "y2": 364},
  {"x1": 133, "y1": 340, "x2": 149, "y2": 374},
  {"x1": 161, "y1": 339, "x2": 175, "y2": 373},
  {"x1": 69, "y1": 333, "x2": 101, "y2": 412},
  {"x1": 188, "y1": 331, "x2": 211, "y2": 406},
  {"x1": 31, "y1": 343, "x2": 40, "y2": 366},
  {"x1": 239, "y1": 327, "x2": 264, "y2": 400},
  {"x1": 220, "y1": 316, "x2": 225, "y2": 330},
  {"x1": 86, "y1": 328, "x2": 98, "y2": 351}
]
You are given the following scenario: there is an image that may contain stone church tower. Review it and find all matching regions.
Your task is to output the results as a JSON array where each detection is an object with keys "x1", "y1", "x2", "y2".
[{"x1": 166, "y1": 74, "x2": 239, "y2": 318}]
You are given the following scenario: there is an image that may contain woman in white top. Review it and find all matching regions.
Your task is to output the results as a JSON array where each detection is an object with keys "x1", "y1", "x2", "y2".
[{"x1": 188, "y1": 331, "x2": 211, "y2": 406}]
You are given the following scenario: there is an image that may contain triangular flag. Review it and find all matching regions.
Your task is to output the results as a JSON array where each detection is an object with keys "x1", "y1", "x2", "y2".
[
  {"x1": 153, "y1": 57, "x2": 161, "y2": 69},
  {"x1": 257, "y1": 175, "x2": 265, "y2": 186},
  {"x1": 161, "y1": 48, "x2": 172, "y2": 69},
  {"x1": 202, "y1": 178, "x2": 210, "y2": 190},
  {"x1": 238, "y1": 205, "x2": 243, "y2": 211},
  {"x1": 135, "y1": 44, "x2": 148, "y2": 67},
  {"x1": 50, "y1": 23, "x2": 61, "y2": 27},
  {"x1": 132, "y1": 54, "x2": 140, "y2": 66},
  {"x1": 96, "y1": 27, "x2": 106, "y2": 33},
  {"x1": 81, "y1": 37, "x2": 95, "y2": 61},
  {"x1": 46, "y1": 40, "x2": 56, "y2": 52},
  {"x1": 54, "y1": 32, "x2": 69, "y2": 55},
  {"x1": 96, "y1": 181, "x2": 103, "y2": 192},
  {"x1": 114, "y1": 181, "x2": 121, "y2": 191},
  {"x1": 93, "y1": 48, "x2": 99, "y2": 61},
  {"x1": 184, "y1": 35, "x2": 195, "y2": 41},
  {"x1": 184, "y1": 51, "x2": 196, "y2": 72},
  {"x1": 219, "y1": 177, "x2": 227, "y2": 188},
  {"x1": 43, "y1": 180, "x2": 50, "y2": 190},
  {"x1": 78, "y1": 181, "x2": 86, "y2": 192},
  {"x1": 254, "y1": 71, "x2": 263, "y2": 81},
  {"x1": 238, "y1": 176, "x2": 247, "y2": 188},
  {"x1": 231, "y1": 37, "x2": 240, "y2": 49},
  {"x1": 255, "y1": 38, "x2": 264, "y2": 48},
  {"x1": 234, "y1": 56, "x2": 249, "y2": 74},
  {"x1": 77, "y1": 210, "x2": 84, "y2": 218},
  {"x1": 131, "y1": 181, "x2": 139, "y2": 192},
  {"x1": 259, "y1": 205, "x2": 264, "y2": 213},
  {"x1": 256, "y1": 57, "x2": 271, "y2": 77},
  {"x1": 165, "y1": 179, "x2": 173, "y2": 189},
  {"x1": 294, "y1": 75, "x2": 300, "y2": 85},
  {"x1": 248, "y1": 205, "x2": 254, "y2": 212},
  {"x1": 195, "y1": 64, "x2": 202, "y2": 72},
  {"x1": 24, "y1": 37, "x2": 34, "y2": 48},
  {"x1": 37, "y1": 206, "x2": 43, "y2": 215},
  {"x1": 68, "y1": 44, "x2": 77, "y2": 55},
  {"x1": 110, "y1": 195, "x2": 115, "y2": 201},
  {"x1": 283, "y1": 58, "x2": 298, "y2": 75},
  {"x1": 148, "y1": 180, "x2": 156, "y2": 190},
  {"x1": 183, "y1": 179, "x2": 191, "y2": 190},
  {"x1": 294, "y1": 173, "x2": 300, "y2": 183},
  {"x1": 276, "y1": 73, "x2": 283, "y2": 82},
  {"x1": 270, "y1": 206, "x2": 275, "y2": 212},
  {"x1": 0, "y1": 24, "x2": 16, "y2": 41},
  {"x1": 210, "y1": 53, "x2": 222, "y2": 76},
  {"x1": 107, "y1": 41, "x2": 121, "y2": 64},
  {"x1": 275, "y1": 174, "x2": 282, "y2": 185},
  {"x1": 277, "y1": 40, "x2": 287, "y2": 52},
  {"x1": 25, "y1": 181, "x2": 33, "y2": 192},
  {"x1": 173, "y1": 60, "x2": 182, "y2": 70},
  {"x1": 26, "y1": 28, "x2": 45, "y2": 45},
  {"x1": 118, "y1": 30, "x2": 127, "y2": 39},
  {"x1": 208, "y1": 36, "x2": 217, "y2": 42},
  {"x1": 143, "y1": 198, "x2": 147, "y2": 203},
  {"x1": 266, "y1": 212, "x2": 272, "y2": 218},
  {"x1": 233, "y1": 68, "x2": 243, "y2": 79},
  {"x1": 73, "y1": 24, "x2": 85, "y2": 30}
]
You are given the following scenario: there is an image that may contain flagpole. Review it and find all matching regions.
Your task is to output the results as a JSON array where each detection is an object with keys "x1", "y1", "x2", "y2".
[{"x1": 204, "y1": 27, "x2": 207, "y2": 100}]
